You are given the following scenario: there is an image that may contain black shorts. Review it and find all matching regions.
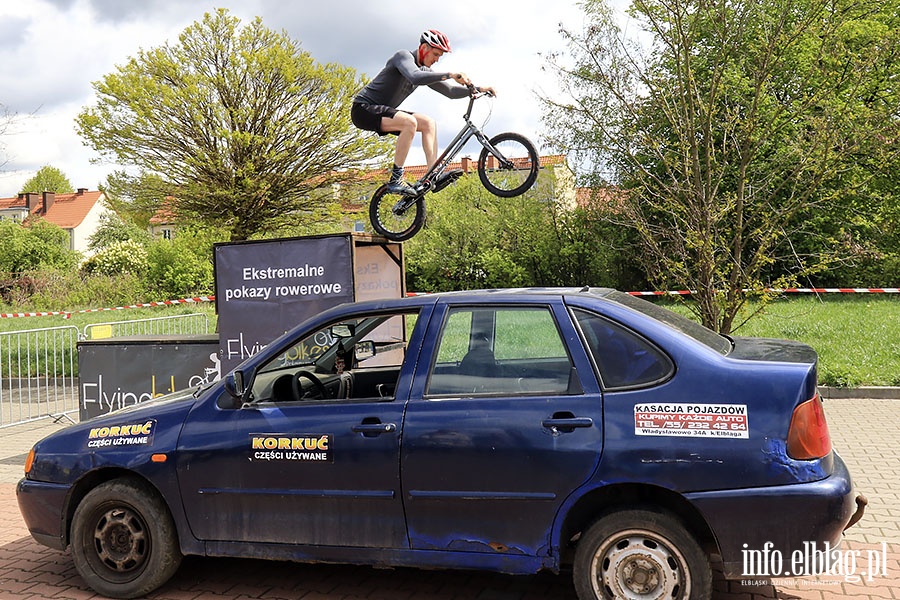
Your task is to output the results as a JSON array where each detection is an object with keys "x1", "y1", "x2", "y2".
[{"x1": 351, "y1": 102, "x2": 408, "y2": 136}]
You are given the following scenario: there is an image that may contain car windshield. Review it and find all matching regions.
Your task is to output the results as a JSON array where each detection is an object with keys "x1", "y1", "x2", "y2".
[
  {"x1": 606, "y1": 291, "x2": 732, "y2": 355},
  {"x1": 259, "y1": 314, "x2": 401, "y2": 375}
]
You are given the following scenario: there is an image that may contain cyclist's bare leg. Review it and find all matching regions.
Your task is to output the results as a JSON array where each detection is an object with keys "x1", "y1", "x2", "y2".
[
  {"x1": 380, "y1": 112, "x2": 417, "y2": 169},
  {"x1": 413, "y1": 112, "x2": 438, "y2": 167},
  {"x1": 381, "y1": 112, "x2": 437, "y2": 167}
]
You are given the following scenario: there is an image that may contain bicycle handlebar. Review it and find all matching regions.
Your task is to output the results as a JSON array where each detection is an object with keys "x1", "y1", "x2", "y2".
[{"x1": 466, "y1": 83, "x2": 495, "y2": 98}]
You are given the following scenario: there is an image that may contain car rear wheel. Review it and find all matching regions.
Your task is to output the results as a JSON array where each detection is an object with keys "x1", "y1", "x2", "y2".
[
  {"x1": 71, "y1": 479, "x2": 182, "y2": 599},
  {"x1": 573, "y1": 509, "x2": 711, "y2": 600}
]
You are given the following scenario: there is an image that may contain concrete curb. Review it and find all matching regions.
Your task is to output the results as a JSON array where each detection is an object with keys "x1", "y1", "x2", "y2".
[{"x1": 819, "y1": 386, "x2": 900, "y2": 399}]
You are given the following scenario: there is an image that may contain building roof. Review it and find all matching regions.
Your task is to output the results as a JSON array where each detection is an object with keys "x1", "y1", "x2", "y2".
[
  {"x1": 576, "y1": 186, "x2": 625, "y2": 210},
  {"x1": 390, "y1": 153, "x2": 567, "y2": 180},
  {"x1": 0, "y1": 189, "x2": 103, "y2": 228}
]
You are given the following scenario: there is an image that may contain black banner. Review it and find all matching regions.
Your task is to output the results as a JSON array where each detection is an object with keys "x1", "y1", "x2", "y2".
[
  {"x1": 78, "y1": 335, "x2": 220, "y2": 420},
  {"x1": 214, "y1": 235, "x2": 355, "y2": 372}
]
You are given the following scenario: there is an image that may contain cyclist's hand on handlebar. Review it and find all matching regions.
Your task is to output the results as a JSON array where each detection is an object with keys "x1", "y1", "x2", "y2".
[
  {"x1": 466, "y1": 83, "x2": 497, "y2": 97},
  {"x1": 451, "y1": 72, "x2": 472, "y2": 86}
]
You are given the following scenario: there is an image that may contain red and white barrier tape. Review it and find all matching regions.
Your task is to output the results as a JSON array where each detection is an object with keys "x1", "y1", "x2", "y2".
[
  {"x1": 0, "y1": 296, "x2": 216, "y2": 319},
  {"x1": 628, "y1": 287, "x2": 900, "y2": 296},
  {"x1": 4, "y1": 287, "x2": 898, "y2": 319},
  {"x1": 0, "y1": 310, "x2": 71, "y2": 319}
]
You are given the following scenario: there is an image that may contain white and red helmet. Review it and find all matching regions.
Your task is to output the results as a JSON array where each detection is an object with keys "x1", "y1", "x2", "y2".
[{"x1": 420, "y1": 29, "x2": 452, "y2": 53}]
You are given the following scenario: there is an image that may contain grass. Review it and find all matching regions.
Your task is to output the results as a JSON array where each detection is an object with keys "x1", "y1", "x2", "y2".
[
  {"x1": 2, "y1": 295, "x2": 897, "y2": 387},
  {"x1": 663, "y1": 295, "x2": 900, "y2": 387},
  {"x1": 0, "y1": 304, "x2": 218, "y2": 336}
]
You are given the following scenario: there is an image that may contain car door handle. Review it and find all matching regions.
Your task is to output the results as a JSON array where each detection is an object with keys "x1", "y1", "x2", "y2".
[
  {"x1": 541, "y1": 417, "x2": 593, "y2": 431},
  {"x1": 352, "y1": 422, "x2": 397, "y2": 435}
]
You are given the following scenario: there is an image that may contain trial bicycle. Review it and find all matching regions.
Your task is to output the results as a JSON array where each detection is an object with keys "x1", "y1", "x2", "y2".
[{"x1": 369, "y1": 85, "x2": 540, "y2": 241}]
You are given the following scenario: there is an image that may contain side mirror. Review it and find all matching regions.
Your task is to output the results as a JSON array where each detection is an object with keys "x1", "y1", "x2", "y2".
[
  {"x1": 355, "y1": 340, "x2": 376, "y2": 361},
  {"x1": 232, "y1": 370, "x2": 245, "y2": 396},
  {"x1": 218, "y1": 371, "x2": 246, "y2": 409}
]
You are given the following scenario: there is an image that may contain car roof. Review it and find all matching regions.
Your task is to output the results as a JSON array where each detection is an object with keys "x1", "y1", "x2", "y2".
[
  {"x1": 324, "y1": 288, "x2": 618, "y2": 315},
  {"x1": 415, "y1": 287, "x2": 617, "y2": 302}
]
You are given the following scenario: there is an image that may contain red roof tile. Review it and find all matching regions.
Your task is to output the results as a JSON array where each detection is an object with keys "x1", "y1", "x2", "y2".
[
  {"x1": 367, "y1": 154, "x2": 567, "y2": 180},
  {"x1": 0, "y1": 190, "x2": 103, "y2": 228}
]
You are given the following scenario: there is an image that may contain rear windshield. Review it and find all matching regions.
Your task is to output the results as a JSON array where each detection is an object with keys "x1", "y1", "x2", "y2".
[{"x1": 606, "y1": 291, "x2": 732, "y2": 355}]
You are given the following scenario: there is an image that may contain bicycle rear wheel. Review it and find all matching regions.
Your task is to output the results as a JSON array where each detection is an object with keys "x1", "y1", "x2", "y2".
[
  {"x1": 478, "y1": 132, "x2": 539, "y2": 198},
  {"x1": 369, "y1": 185, "x2": 426, "y2": 242}
]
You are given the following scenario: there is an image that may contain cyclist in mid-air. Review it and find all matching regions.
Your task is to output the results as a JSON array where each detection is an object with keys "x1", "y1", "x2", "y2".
[{"x1": 351, "y1": 29, "x2": 495, "y2": 196}]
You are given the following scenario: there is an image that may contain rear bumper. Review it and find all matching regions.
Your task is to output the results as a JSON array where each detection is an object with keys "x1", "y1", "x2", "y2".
[
  {"x1": 687, "y1": 452, "x2": 862, "y2": 579},
  {"x1": 16, "y1": 478, "x2": 71, "y2": 551}
]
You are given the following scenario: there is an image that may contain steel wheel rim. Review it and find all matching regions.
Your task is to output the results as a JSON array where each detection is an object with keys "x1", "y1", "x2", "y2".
[
  {"x1": 373, "y1": 193, "x2": 419, "y2": 237},
  {"x1": 89, "y1": 505, "x2": 150, "y2": 579},
  {"x1": 590, "y1": 528, "x2": 690, "y2": 599}
]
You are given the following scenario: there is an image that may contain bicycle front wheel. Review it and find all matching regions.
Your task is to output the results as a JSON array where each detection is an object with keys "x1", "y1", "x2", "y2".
[
  {"x1": 478, "y1": 132, "x2": 539, "y2": 197},
  {"x1": 369, "y1": 185, "x2": 426, "y2": 242}
]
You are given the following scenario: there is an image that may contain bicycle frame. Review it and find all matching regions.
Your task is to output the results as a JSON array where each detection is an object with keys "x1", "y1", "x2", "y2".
[{"x1": 414, "y1": 92, "x2": 513, "y2": 192}]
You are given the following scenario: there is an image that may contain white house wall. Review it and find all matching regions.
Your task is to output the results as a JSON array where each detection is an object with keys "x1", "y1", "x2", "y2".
[{"x1": 72, "y1": 198, "x2": 111, "y2": 255}]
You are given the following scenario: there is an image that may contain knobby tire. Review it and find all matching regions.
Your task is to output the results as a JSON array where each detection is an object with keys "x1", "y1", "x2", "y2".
[
  {"x1": 477, "y1": 132, "x2": 539, "y2": 198},
  {"x1": 369, "y1": 185, "x2": 426, "y2": 241}
]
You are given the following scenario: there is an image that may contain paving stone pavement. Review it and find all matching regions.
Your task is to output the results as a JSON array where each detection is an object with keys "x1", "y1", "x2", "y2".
[{"x1": 0, "y1": 397, "x2": 897, "y2": 599}]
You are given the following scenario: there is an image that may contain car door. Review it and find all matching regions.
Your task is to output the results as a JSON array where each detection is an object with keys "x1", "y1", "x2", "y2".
[
  {"x1": 176, "y1": 309, "x2": 424, "y2": 549},
  {"x1": 401, "y1": 299, "x2": 603, "y2": 556}
]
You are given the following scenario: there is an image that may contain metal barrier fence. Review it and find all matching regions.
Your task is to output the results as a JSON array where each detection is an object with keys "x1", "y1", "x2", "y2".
[
  {"x1": 0, "y1": 314, "x2": 210, "y2": 428},
  {"x1": 82, "y1": 313, "x2": 209, "y2": 340},
  {"x1": 0, "y1": 325, "x2": 80, "y2": 428}
]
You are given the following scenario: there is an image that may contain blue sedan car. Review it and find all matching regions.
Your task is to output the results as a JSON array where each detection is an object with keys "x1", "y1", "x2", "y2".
[{"x1": 17, "y1": 288, "x2": 864, "y2": 599}]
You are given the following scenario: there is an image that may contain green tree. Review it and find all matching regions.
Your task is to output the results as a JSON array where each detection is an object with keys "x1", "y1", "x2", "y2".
[
  {"x1": 404, "y1": 171, "x2": 642, "y2": 292},
  {"x1": 542, "y1": 0, "x2": 900, "y2": 333},
  {"x1": 405, "y1": 176, "x2": 530, "y2": 292},
  {"x1": 87, "y1": 212, "x2": 151, "y2": 251},
  {"x1": 19, "y1": 165, "x2": 74, "y2": 194},
  {"x1": 76, "y1": 8, "x2": 390, "y2": 242}
]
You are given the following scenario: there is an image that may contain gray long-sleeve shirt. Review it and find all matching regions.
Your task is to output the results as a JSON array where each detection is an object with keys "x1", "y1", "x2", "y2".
[{"x1": 354, "y1": 50, "x2": 469, "y2": 108}]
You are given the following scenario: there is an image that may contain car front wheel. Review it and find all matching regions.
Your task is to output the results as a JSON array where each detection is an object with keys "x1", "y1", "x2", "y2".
[
  {"x1": 71, "y1": 478, "x2": 182, "y2": 599},
  {"x1": 573, "y1": 508, "x2": 712, "y2": 600}
]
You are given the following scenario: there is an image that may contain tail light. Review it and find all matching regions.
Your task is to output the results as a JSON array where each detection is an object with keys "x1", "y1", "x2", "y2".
[{"x1": 786, "y1": 394, "x2": 832, "y2": 459}]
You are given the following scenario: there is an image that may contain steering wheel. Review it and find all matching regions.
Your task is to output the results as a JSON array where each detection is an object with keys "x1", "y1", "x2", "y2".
[{"x1": 292, "y1": 370, "x2": 328, "y2": 400}]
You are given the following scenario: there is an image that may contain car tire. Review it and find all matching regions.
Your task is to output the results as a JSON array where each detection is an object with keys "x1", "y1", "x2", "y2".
[
  {"x1": 71, "y1": 478, "x2": 182, "y2": 599},
  {"x1": 573, "y1": 508, "x2": 712, "y2": 600}
]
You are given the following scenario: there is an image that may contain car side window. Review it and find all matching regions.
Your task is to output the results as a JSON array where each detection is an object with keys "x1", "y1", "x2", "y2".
[
  {"x1": 250, "y1": 311, "x2": 418, "y2": 403},
  {"x1": 427, "y1": 306, "x2": 577, "y2": 396},
  {"x1": 572, "y1": 308, "x2": 673, "y2": 390}
]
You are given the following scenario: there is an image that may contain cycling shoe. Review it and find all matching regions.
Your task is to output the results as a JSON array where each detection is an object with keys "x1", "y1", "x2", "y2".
[{"x1": 386, "y1": 180, "x2": 418, "y2": 196}]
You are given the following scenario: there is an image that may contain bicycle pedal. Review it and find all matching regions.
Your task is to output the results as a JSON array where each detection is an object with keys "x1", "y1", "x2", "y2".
[{"x1": 432, "y1": 170, "x2": 464, "y2": 193}]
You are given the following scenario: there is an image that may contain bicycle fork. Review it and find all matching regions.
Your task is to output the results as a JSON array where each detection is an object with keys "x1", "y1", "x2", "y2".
[{"x1": 474, "y1": 130, "x2": 515, "y2": 170}]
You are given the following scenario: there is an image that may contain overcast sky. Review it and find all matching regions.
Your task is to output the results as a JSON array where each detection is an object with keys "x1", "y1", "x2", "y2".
[{"x1": 0, "y1": 0, "x2": 634, "y2": 197}]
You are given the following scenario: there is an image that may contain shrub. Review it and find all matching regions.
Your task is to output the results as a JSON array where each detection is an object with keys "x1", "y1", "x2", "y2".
[
  {"x1": 81, "y1": 240, "x2": 149, "y2": 276},
  {"x1": 143, "y1": 226, "x2": 218, "y2": 298},
  {"x1": 14, "y1": 270, "x2": 147, "y2": 311},
  {"x1": 0, "y1": 219, "x2": 80, "y2": 276}
]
